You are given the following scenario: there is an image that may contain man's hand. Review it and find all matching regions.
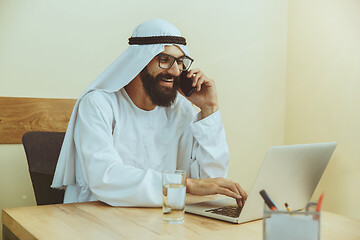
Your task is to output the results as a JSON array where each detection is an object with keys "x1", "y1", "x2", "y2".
[
  {"x1": 186, "y1": 178, "x2": 248, "y2": 207},
  {"x1": 179, "y1": 69, "x2": 219, "y2": 119}
]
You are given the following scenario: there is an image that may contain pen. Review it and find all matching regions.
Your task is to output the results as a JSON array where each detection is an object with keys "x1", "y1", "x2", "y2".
[{"x1": 259, "y1": 190, "x2": 280, "y2": 211}]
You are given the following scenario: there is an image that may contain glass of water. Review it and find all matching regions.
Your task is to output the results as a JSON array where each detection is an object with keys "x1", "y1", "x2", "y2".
[{"x1": 162, "y1": 170, "x2": 187, "y2": 224}]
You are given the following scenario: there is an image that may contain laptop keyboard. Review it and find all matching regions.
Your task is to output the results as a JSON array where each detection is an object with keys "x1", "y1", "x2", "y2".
[{"x1": 205, "y1": 205, "x2": 242, "y2": 218}]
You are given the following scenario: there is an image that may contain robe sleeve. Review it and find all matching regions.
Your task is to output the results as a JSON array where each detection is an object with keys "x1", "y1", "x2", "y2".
[
  {"x1": 76, "y1": 92, "x2": 162, "y2": 207},
  {"x1": 190, "y1": 110, "x2": 229, "y2": 178},
  {"x1": 177, "y1": 103, "x2": 229, "y2": 179}
]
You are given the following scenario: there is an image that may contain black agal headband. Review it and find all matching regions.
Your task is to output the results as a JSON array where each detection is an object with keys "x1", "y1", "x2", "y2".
[{"x1": 128, "y1": 36, "x2": 187, "y2": 45}]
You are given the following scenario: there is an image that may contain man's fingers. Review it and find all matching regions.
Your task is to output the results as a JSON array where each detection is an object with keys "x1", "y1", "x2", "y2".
[
  {"x1": 235, "y1": 183, "x2": 247, "y2": 206},
  {"x1": 215, "y1": 178, "x2": 239, "y2": 192},
  {"x1": 235, "y1": 183, "x2": 248, "y2": 200},
  {"x1": 192, "y1": 72, "x2": 204, "y2": 88},
  {"x1": 217, "y1": 179, "x2": 240, "y2": 196},
  {"x1": 236, "y1": 198, "x2": 243, "y2": 207},
  {"x1": 217, "y1": 187, "x2": 241, "y2": 200},
  {"x1": 187, "y1": 68, "x2": 200, "y2": 78},
  {"x1": 196, "y1": 77, "x2": 206, "y2": 91},
  {"x1": 188, "y1": 178, "x2": 246, "y2": 207},
  {"x1": 215, "y1": 179, "x2": 246, "y2": 207},
  {"x1": 214, "y1": 179, "x2": 244, "y2": 204},
  {"x1": 187, "y1": 69, "x2": 206, "y2": 89},
  {"x1": 217, "y1": 187, "x2": 243, "y2": 207}
]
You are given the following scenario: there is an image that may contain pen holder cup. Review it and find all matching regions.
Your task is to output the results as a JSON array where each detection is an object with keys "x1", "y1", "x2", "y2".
[{"x1": 263, "y1": 205, "x2": 320, "y2": 240}]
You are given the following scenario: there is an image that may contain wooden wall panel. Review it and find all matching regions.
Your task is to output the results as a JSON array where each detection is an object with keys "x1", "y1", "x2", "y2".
[{"x1": 0, "y1": 97, "x2": 76, "y2": 144}]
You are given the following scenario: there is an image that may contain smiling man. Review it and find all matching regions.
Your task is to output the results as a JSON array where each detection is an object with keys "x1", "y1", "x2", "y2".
[{"x1": 52, "y1": 19, "x2": 247, "y2": 207}]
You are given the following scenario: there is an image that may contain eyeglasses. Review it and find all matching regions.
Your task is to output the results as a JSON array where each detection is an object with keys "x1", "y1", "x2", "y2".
[{"x1": 157, "y1": 53, "x2": 194, "y2": 71}]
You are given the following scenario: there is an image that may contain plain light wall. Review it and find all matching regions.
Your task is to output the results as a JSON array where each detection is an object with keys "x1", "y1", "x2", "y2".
[
  {"x1": 0, "y1": 0, "x2": 288, "y2": 236},
  {"x1": 286, "y1": 0, "x2": 360, "y2": 219}
]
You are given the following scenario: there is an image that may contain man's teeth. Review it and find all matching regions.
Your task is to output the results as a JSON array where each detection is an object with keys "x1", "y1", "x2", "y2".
[{"x1": 163, "y1": 78, "x2": 173, "y2": 82}]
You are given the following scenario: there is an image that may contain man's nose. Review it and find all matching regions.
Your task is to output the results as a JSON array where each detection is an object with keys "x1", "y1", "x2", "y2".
[{"x1": 167, "y1": 61, "x2": 181, "y2": 76}]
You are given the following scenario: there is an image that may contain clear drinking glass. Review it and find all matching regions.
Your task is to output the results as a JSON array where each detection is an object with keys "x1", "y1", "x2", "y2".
[{"x1": 162, "y1": 170, "x2": 187, "y2": 224}]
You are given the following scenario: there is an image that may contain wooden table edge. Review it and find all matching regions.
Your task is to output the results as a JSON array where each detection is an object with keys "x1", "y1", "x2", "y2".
[{"x1": 2, "y1": 209, "x2": 36, "y2": 240}]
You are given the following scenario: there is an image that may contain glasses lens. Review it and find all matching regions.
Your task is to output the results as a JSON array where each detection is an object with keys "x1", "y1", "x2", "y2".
[
  {"x1": 158, "y1": 54, "x2": 175, "y2": 69},
  {"x1": 182, "y1": 57, "x2": 192, "y2": 71}
]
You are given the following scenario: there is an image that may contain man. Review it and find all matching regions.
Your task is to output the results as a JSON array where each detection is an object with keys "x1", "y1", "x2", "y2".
[{"x1": 52, "y1": 19, "x2": 247, "y2": 207}]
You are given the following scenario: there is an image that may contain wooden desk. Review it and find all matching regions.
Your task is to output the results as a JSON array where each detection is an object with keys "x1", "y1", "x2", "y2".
[{"x1": 2, "y1": 195, "x2": 360, "y2": 240}]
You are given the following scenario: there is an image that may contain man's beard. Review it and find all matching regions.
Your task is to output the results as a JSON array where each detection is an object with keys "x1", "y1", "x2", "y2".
[{"x1": 139, "y1": 67, "x2": 180, "y2": 107}]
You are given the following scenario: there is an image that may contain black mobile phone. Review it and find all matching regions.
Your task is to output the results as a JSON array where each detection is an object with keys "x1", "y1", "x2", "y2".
[{"x1": 179, "y1": 71, "x2": 196, "y2": 97}]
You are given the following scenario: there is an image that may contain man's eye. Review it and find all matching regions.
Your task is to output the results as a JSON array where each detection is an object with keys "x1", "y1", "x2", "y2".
[{"x1": 159, "y1": 56, "x2": 171, "y2": 63}]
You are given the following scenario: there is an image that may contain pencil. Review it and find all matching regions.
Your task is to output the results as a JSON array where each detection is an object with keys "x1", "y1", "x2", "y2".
[
  {"x1": 316, "y1": 193, "x2": 324, "y2": 212},
  {"x1": 285, "y1": 203, "x2": 291, "y2": 211}
]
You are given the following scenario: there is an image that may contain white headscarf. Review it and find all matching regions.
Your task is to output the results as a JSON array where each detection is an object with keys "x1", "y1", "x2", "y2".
[{"x1": 51, "y1": 19, "x2": 190, "y2": 188}]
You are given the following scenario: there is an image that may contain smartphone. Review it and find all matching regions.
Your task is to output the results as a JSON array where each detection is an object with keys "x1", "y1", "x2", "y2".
[{"x1": 179, "y1": 71, "x2": 196, "y2": 97}]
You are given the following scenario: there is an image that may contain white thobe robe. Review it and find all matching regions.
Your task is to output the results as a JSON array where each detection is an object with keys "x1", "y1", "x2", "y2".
[{"x1": 64, "y1": 88, "x2": 229, "y2": 206}]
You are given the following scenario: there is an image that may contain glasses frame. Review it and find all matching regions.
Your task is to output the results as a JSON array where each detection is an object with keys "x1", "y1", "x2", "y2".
[{"x1": 157, "y1": 53, "x2": 194, "y2": 72}]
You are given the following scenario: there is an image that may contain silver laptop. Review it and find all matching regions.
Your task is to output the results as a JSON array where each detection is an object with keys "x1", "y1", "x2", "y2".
[{"x1": 185, "y1": 142, "x2": 337, "y2": 224}]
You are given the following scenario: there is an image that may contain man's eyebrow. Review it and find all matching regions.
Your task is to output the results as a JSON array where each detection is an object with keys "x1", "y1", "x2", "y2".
[{"x1": 159, "y1": 53, "x2": 185, "y2": 58}]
